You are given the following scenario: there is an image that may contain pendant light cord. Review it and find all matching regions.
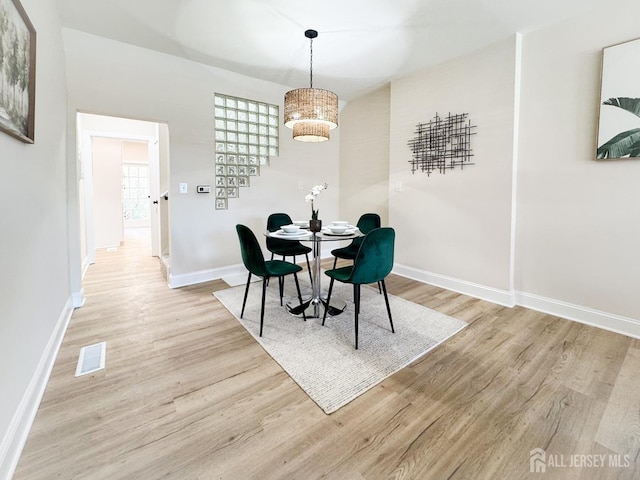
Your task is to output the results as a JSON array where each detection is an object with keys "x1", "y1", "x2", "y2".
[{"x1": 309, "y1": 37, "x2": 313, "y2": 88}]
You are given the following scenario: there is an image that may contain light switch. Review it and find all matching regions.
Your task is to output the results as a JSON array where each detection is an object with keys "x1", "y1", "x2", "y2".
[
  {"x1": 179, "y1": 183, "x2": 188, "y2": 194},
  {"x1": 395, "y1": 181, "x2": 403, "y2": 192}
]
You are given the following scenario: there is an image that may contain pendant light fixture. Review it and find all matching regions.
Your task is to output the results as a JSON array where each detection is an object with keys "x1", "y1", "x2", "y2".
[{"x1": 284, "y1": 29, "x2": 338, "y2": 142}]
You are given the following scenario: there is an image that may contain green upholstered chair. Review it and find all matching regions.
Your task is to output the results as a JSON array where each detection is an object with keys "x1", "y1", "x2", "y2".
[
  {"x1": 331, "y1": 213, "x2": 382, "y2": 294},
  {"x1": 236, "y1": 224, "x2": 306, "y2": 336},
  {"x1": 331, "y1": 213, "x2": 381, "y2": 269},
  {"x1": 266, "y1": 213, "x2": 313, "y2": 285},
  {"x1": 322, "y1": 227, "x2": 395, "y2": 349}
]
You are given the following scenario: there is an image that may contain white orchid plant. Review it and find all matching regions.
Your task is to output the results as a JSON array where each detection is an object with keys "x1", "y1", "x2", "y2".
[{"x1": 305, "y1": 183, "x2": 328, "y2": 220}]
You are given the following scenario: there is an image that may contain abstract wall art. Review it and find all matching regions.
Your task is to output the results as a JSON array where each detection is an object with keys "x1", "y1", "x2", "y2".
[{"x1": 407, "y1": 112, "x2": 476, "y2": 176}]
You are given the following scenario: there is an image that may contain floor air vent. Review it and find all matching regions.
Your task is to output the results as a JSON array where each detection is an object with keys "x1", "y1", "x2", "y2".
[{"x1": 75, "y1": 342, "x2": 106, "y2": 377}]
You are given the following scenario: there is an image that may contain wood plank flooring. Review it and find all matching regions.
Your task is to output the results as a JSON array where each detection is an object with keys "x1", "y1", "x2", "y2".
[{"x1": 12, "y1": 231, "x2": 640, "y2": 479}]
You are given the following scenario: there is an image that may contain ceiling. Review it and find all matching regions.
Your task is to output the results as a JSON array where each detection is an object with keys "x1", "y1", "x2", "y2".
[{"x1": 55, "y1": 0, "x2": 607, "y2": 101}]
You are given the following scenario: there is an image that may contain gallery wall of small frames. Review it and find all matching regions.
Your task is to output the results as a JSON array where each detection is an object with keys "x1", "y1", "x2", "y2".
[{"x1": 214, "y1": 93, "x2": 280, "y2": 209}]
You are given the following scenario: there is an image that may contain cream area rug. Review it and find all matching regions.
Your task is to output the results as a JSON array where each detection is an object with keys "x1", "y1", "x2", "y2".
[{"x1": 213, "y1": 276, "x2": 466, "y2": 414}]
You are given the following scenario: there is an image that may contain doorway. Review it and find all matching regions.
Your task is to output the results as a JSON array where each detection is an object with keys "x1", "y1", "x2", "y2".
[{"x1": 77, "y1": 113, "x2": 169, "y2": 269}]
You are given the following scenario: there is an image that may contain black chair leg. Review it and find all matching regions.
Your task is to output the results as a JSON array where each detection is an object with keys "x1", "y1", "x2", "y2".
[
  {"x1": 241, "y1": 273, "x2": 252, "y2": 318},
  {"x1": 322, "y1": 278, "x2": 335, "y2": 326},
  {"x1": 267, "y1": 254, "x2": 274, "y2": 287},
  {"x1": 332, "y1": 256, "x2": 337, "y2": 269},
  {"x1": 260, "y1": 277, "x2": 267, "y2": 337},
  {"x1": 378, "y1": 281, "x2": 382, "y2": 294},
  {"x1": 381, "y1": 280, "x2": 394, "y2": 333},
  {"x1": 293, "y1": 273, "x2": 307, "y2": 322},
  {"x1": 278, "y1": 276, "x2": 284, "y2": 305},
  {"x1": 354, "y1": 284, "x2": 360, "y2": 349}
]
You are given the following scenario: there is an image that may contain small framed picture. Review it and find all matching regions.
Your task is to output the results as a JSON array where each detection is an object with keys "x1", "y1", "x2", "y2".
[
  {"x1": 238, "y1": 155, "x2": 247, "y2": 165},
  {"x1": 215, "y1": 176, "x2": 226, "y2": 187},
  {"x1": 227, "y1": 187, "x2": 238, "y2": 198},
  {"x1": 215, "y1": 165, "x2": 226, "y2": 175},
  {"x1": 248, "y1": 166, "x2": 259, "y2": 176},
  {"x1": 227, "y1": 155, "x2": 237, "y2": 164},
  {"x1": 238, "y1": 165, "x2": 248, "y2": 176},
  {"x1": 216, "y1": 154, "x2": 225, "y2": 163},
  {"x1": 227, "y1": 165, "x2": 237, "y2": 176},
  {"x1": 215, "y1": 198, "x2": 228, "y2": 210},
  {"x1": 216, "y1": 187, "x2": 227, "y2": 198},
  {"x1": 238, "y1": 176, "x2": 250, "y2": 187},
  {"x1": 227, "y1": 176, "x2": 237, "y2": 187}
]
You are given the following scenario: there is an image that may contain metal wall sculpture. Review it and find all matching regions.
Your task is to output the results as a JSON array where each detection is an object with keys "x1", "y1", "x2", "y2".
[{"x1": 407, "y1": 113, "x2": 477, "y2": 176}]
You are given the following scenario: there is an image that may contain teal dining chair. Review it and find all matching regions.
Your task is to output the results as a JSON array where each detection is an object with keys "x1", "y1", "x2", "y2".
[
  {"x1": 322, "y1": 227, "x2": 395, "y2": 349},
  {"x1": 266, "y1": 213, "x2": 313, "y2": 285},
  {"x1": 236, "y1": 224, "x2": 306, "y2": 336},
  {"x1": 330, "y1": 213, "x2": 381, "y2": 269},
  {"x1": 331, "y1": 213, "x2": 382, "y2": 294}
]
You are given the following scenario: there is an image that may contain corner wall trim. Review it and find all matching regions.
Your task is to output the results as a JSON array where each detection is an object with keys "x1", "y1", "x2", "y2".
[
  {"x1": 392, "y1": 263, "x2": 515, "y2": 307},
  {"x1": 168, "y1": 250, "x2": 335, "y2": 289},
  {"x1": 515, "y1": 291, "x2": 640, "y2": 339},
  {"x1": 169, "y1": 264, "x2": 245, "y2": 288},
  {"x1": 0, "y1": 297, "x2": 74, "y2": 480},
  {"x1": 392, "y1": 263, "x2": 640, "y2": 339}
]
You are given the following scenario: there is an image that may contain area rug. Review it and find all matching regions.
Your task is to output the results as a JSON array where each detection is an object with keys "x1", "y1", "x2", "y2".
[{"x1": 213, "y1": 277, "x2": 466, "y2": 414}]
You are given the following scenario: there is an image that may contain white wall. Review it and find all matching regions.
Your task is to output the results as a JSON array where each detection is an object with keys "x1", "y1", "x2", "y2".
[
  {"x1": 62, "y1": 29, "x2": 341, "y2": 284},
  {"x1": 389, "y1": 37, "x2": 517, "y2": 302},
  {"x1": 515, "y1": 0, "x2": 640, "y2": 323},
  {"x1": 0, "y1": 0, "x2": 71, "y2": 476}
]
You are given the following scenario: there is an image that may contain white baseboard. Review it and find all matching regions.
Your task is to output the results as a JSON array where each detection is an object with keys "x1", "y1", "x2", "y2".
[
  {"x1": 392, "y1": 263, "x2": 640, "y2": 339},
  {"x1": 72, "y1": 288, "x2": 85, "y2": 308},
  {"x1": 515, "y1": 291, "x2": 640, "y2": 339},
  {"x1": 168, "y1": 250, "x2": 333, "y2": 289},
  {"x1": 169, "y1": 263, "x2": 245, "y2": 288},
  {"x1": 0, "y1": 297, "x2": 74, "y2": 480},
  {"x1": 393, "y1": 263, "x2": 515, "y2": 307}
]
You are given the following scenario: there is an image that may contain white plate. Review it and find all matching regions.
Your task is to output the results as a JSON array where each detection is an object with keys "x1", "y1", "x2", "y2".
[
  {"x1": 323, "y1": 228, "x2": 356, "y2": 236},
  {"x1": 274, "y1": 229, "x2": 311, "y2": 237}
]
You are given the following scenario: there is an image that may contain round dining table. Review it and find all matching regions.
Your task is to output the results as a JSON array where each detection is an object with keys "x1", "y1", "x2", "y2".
[{"x1": 265, "y1": 224, "x2": 363, "y2": 318}]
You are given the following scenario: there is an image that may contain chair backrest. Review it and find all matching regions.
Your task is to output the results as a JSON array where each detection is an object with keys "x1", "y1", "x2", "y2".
[
  {"x1": 266, "y1": 213, "x2": 294, "y2": 250},
  {"x1": 350, "y1": 213, "x2": 382, "y2": 249},
  {"x1": 349, "y1": 228, "x2": 395, "y2": 285},
  {"x1": 267, "y1": 213, "x2": 293, "y2": 232},
  {"x1": 236, "y1": 224, "x2": 268, "y2": 277},
  {"x1": 356, "y1": 213, "x2": 381, "y2": 234}
]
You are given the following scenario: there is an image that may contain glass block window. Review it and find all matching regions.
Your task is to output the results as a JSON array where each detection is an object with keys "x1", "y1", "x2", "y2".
[{"x1": 214, "y1": 93, "x2": 279, "y2": 210}]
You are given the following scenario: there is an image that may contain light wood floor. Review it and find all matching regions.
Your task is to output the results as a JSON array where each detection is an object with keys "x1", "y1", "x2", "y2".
[{"x1": 13, "y1": 232, "x2": 640, "y2": 479}]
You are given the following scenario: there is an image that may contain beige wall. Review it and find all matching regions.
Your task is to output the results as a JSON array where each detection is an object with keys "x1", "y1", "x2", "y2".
[
  {"x1": 92, "y1": 137, "x2": 125, "y2": 248},
  {"x1": 339, "y1": 85, "x2": 390, "y2": 225},
  {"x1": 515, "y1": 0, "x2": 640, "y2": 322},
  {"x1": 389, "y1": 37, "x2": 517, "y2": 299}
]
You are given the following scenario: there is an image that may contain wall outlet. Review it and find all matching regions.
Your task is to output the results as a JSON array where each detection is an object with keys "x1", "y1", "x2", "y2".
[{"x1": 179, "y1": 183, "x2": 188, "y2": 194}]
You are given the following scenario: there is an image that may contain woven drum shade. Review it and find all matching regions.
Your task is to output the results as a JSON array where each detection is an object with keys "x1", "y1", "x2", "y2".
[
  {"x1": 284, "y1": 87, "x2": 338, "y2": 142},
  {"x1": 292, "y1": 122, "x2": 330, "y2": 142}
]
